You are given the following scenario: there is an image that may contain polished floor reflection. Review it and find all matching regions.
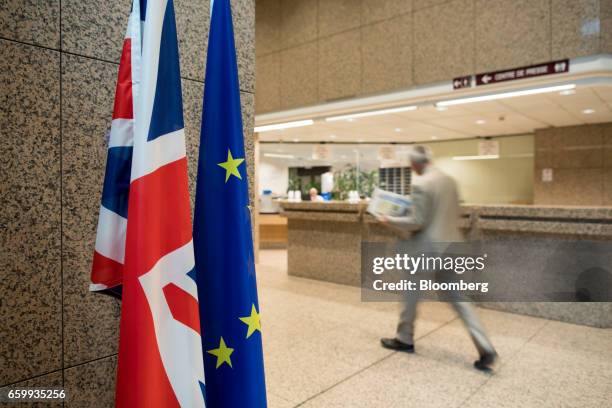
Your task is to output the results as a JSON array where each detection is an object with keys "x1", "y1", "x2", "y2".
[{"x1": 257, "y1": 250, "x2": 612, "y2": 408}]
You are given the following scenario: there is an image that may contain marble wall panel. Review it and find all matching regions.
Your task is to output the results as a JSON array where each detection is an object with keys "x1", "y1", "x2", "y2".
[
  {"x1": 534, "y1": 129, "x2": 553, "y2": 169},
  {"x1": 64, "y1": 355, "x2": 117, "y2": 408},
  {"x1": 551, "y1": 125, "x2": 603, "y2": 169},
  {"x1": 175, "y1": 0, "x2": 210, "y2": 82},
  {"x1": 256, "y1": 0, "x2": 281, "y2": 55},
  {"x1": 475, "y1": 0, "x2": 550, "y2": 72},
  {"x1": 61, "y1": 0, "x2": 130, "y2": 63},
  {"x1": 232, "y1": 0, "x2": 256, "y2": 93},
  {"x1": 551, "y1": 168, "x2": 603, "y2": 205},
  {"x1": 280, "y1": 41, "x2": 318, "y2": 108},
  {"x1": 362, "y1": 0, "x2": 412, "y2": 25},
  {"x1": 362, "y1": 14, "x2": 412, "y2": 95},
  {"x1": 182, "y1": 78, "x2": 205, "y2": 211},
  {"x1": 604, "y1": 167, "x2": 612, "y2": 205},
  {"x1": 552, "y1": 0, "x2": 600, "y2": 59},
  {"x1": 0, "y1": 0, "x2": 60, "y2": 49},
  {"x1": 280, "y1": 0, "x2": 317, "y2": 49},
  {"x1": 318, "y1": 29, "x2": 361, "y2": 101},
  {"x1": 287, "y1": 220, "x2": 362, "y2": 286},
  {"x1": 601, "y1": 123, "x2": 612, "y2": 167},
  {"x1": 61, "y1": 54, "x2": 121, "y2": 367},
  {"x1": 0, "y1": 40, "x2": 62, "y2": 385},
  {"x1": 256, "y1": 52, "x2": 281, "y2": 112},
  {"x1": 413, "y1": 0, "x2": 451, "y2": 10},
  {"x1": 413, "y1": 0, "x2": 473, "y2": 84},
  {"x1": 601, "y1": 0, "x2": 612, "y2": 53},
  {"x1": 534, "y1": 124, "x2": 612, "y2": 206},
  {"x1": 318, "y1": 0, "x2": 361, "y2": 38}
]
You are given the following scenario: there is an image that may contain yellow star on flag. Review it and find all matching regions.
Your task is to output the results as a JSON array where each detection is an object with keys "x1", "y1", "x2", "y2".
[
  {"x1": 239, "y1": 304, "x2": 262, "y2": 338},
  {"x1": 207, "y1": 337, "x2": 234, "y2": 369},
  {"x1": 217, "y1": 149, "x2": 244, "y2": 182}
]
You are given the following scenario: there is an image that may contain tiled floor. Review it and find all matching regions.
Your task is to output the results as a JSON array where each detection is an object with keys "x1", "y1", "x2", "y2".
[{"x1": 256, "y1": 250, "x2": 612, "y2": 408}]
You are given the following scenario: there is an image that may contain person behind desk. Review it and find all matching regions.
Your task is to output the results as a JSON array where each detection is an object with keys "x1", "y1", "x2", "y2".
[
  {"x1": 377, "y1": 145, "x2": 498, "y2": 371},
  {"x1": 309, "y1": 187, "x2": 324, "y2": 202}
]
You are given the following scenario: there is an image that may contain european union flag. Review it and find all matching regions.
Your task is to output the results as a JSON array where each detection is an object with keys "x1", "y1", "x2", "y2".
[{"x1": 193, "y1": 0, "x2": 267, "y2": 407}]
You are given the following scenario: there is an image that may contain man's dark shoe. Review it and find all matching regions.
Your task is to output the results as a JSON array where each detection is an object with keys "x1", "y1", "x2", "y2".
[
  {"x1": 474, "y1": 351, "x2": 498, "y2": 371},
  {"x1": 380, "y1": 338, "x2": 415, "y2": 353}
]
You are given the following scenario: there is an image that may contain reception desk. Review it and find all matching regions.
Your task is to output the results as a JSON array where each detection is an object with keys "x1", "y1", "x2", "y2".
[{"x1": 279, "y1": 201, "x2": 612, "y2": 327}]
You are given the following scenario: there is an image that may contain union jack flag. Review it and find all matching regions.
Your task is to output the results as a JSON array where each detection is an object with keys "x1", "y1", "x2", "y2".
[
  {"x1": 91, "y1": 0, "x2": 206, "y2": 406},
  {"x1": 89, "y1": 0, "x2": 141, "y2": 295}
]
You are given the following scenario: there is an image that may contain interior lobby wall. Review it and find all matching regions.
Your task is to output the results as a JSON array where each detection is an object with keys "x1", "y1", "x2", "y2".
[
  {"x1": 534, "y1": 122, "x2": 612, "y2": 205},
  {"x1": 0, "y1": 1, "x2": 255, "y2": 405},
  {"x1": 426, "y1": 135, "x2": 535, "y2": 204},
  {"x1": 259, "y1": 160, "x2": 290, "y2": 195},
  {"x1": 256, "y1": 0, "x2": 612, "y2": 113}
]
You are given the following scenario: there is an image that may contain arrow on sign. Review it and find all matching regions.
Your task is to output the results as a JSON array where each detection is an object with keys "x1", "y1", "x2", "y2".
[{"x1": 481, "y1": 74, "x2": 492, "y2": 84}]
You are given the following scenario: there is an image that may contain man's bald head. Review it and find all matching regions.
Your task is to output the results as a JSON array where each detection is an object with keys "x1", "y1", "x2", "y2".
[{"x1": 409, "y1": 145, "x2": 432, "y2": 175}]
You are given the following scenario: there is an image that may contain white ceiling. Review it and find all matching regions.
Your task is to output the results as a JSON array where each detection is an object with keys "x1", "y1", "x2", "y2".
[{"x1": 258, "y1": 84, "x2": 612, "y2": 144}]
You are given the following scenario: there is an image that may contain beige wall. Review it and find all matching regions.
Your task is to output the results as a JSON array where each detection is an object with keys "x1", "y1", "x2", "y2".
[
  {"x1": 256, "y1": 0, "x2": 612, "y2": 113},
  {"x1": 534, "y1": 123, "x2": 612, "y2": 205},
  {"x1": 0, "y1": 0, "x2": 254, "y2": 405},
  {"x1": 424, "y1": 135, "x2": 535, "y2": 204}
]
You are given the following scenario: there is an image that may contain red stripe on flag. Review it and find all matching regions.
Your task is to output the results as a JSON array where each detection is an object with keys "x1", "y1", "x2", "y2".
[
  {"x1": 163, "y1": 283, "x2": 201, "y2": 334},
  {"x1": 124, "y1": 157, "x2": 192, "y2": 278},
  {"x1": 91, "y1": 250, "x2": 123, "y2": 287},
  {"x1": 115, "y1": 278, "x2": 180, "y2": 408},
  {"x1": 112, "y1": 38, "x2": 133, "y2": 120},
  {"x1": 116, "y1": 158, "x2": 193, "y2": 406}
]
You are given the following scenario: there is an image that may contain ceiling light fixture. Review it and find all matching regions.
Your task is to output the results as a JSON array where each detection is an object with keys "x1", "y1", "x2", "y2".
[
  {"x1": 263, "y1": 153, "x2": 296, "y2": 159},
  {"x1": 436, "y1": 84, "x2": 576, "y2": 107},
  {"x1": 325, "y1": 105, "x2": 418, "y2": 122},
  {"x1": 582, "y1": 108, "x2": 595, "y2": 114},
  {"x1": 394, "y1": 128, "x2": 403, "y2": 132},
  {"x1": 559, "y1": 89, "x2": 575, "y2": 96},
  {"x1": 254, "y1": 119, "x2": 314, "y2": 133},
  {"x1": 452, "y1": 154, "x2": 499, "y2": 161},
  {"x1": 436, "y1": 106, "x2": 448, "y2": 111},
  {"x1": 475, "y1": 119, "x2": 486, "y2": 125}
]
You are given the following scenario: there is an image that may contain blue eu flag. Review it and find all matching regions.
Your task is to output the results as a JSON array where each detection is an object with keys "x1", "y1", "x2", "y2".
[{"x1": 193, "y1": 0, "x2": 267, "y2": 406}]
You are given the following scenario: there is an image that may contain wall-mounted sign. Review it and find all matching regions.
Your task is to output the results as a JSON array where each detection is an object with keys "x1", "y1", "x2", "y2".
[
  {"x1": 453, "y1": 75, "x2": 472, "y2": 90},
  {"x1": 312, "y1": 144, "x2": 331, "y2": 160},
  {"x1": 478, "y1": 140, "x2": 499, "y2": 156},
  {"x1": 542, "y1": 168, "x2": 553, "y2": 183},
  {"x1": 377, "y1": 145, "x2": 397, "y2": 161},
  {"x1": 476, "y1": 59, "x2": 569, "y2": 86}
]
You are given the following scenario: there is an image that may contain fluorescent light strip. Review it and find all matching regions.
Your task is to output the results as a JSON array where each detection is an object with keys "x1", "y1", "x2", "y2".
[
  {"x1": 254, "y1": 119, "x2": 314, "y2": 133},
  {"x1": 325, "y1": 105, "x2": 417, "y2": 122},
  {"x1": 263, "y1": 153, "x2": 296, "y2": 159},
  {"x1": 436, "y1": 84, "x2": 576, "y2": 107},
  {"x1": 452, "y1": 154, "x2": 499, "y2": 161}
]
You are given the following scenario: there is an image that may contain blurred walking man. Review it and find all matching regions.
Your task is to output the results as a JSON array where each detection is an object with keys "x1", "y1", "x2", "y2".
[{"x1": 378, "y1": 145, "x2": 498, "y2": 371}]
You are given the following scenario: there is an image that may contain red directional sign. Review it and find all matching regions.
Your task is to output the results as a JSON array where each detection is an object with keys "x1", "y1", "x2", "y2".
[{"x1": 475, "y1": 59, "x2": 569, "y2": 86}]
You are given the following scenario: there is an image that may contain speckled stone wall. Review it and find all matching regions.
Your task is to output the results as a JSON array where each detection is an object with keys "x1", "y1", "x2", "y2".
[
  {"x1": 256, "y1": 0, "x2": 612, "y2": 113},
  {"x1": 0, "y1": 1, "x2": 255, "y2": 406},
  {"x1": 534, "y1": 122, "x2": 612, "y2": 205}
]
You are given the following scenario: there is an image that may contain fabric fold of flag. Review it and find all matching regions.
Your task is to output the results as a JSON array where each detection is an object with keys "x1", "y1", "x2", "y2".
[
  {"x1": 89, "y1": 0, "x2": 142, "y2": 297},
  {"x1": 114, "y1": 0, "x2": 206, "y2": 407},
  {"x1": 193, "y1": 0, "x2": 267, "y2": 406}
]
